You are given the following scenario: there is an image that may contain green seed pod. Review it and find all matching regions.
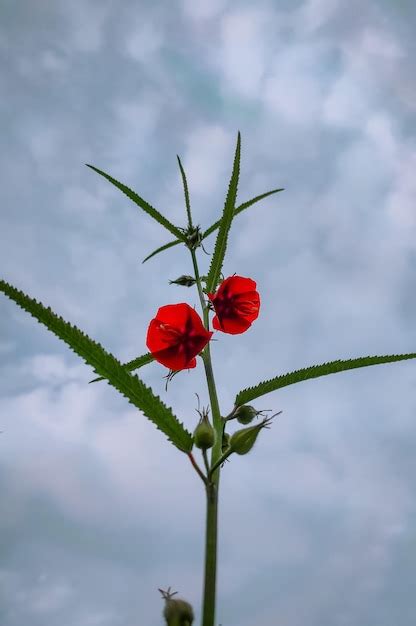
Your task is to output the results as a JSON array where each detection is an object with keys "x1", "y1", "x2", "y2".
[
  {"x1": 164, "y1": 599, "x2": 194, "y2": 625},
  {"x1": 233, "y1": 404, "x2": 259, "y2": 425},
  {"x1": 159, "y1": 587, "x2": 194, "y2": 626},
  {"x1": 169, "y1": 275, "x2": 196, "y2": 287},
  {"x1": 193, "y1": 415, "x2": 215, "y2": 450},
  {"x1": 229, "y1": 416, "x2": 274, "y2": 456}
]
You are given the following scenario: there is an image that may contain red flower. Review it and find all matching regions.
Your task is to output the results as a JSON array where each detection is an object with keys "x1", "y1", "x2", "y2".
[
  {"x1": 146, "y1": 303, "x2": 213, "y2": 370},
  {"x1": 208, "y1": 275, "x2": 260, "y2": 334}
]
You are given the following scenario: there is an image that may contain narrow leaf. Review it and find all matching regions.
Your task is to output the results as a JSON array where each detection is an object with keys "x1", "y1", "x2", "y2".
[
  {"x1": 235, "y1": 353, "x2": 416, "y2": 406},
  {"x1": 0, "y1": 279, "x2": 193, "y2": 452},
  {"x1": 206, "y1": 131, "x2": 241, "y2": 294},
  {"x1": 203, "y1": 188, "x2": 284, "y2": 240},
  {"x1": 177, "y1": 155, "x2": 193, "y2": 228},
  {"x1": 142, "y1": 239, "x2": 181, "y2": 264},
  {"x1": 86, "y1": 164, "x2": 186, "y2": 241},
  {"x1": 89, "y1": 352, "x2": 154, "y2": 384}
]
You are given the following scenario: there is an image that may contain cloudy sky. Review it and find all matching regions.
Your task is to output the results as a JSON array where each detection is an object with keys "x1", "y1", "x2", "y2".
[{"x1": 1, "y1": 1, "x2": 416, "y2": 624}]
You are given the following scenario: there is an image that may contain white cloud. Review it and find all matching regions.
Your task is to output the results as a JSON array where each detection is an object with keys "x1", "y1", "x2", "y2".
[
  {"x1": 63, "y1": 3, "x2": 110, "y2": 54},
  {"x1": 28, "y1": 128, "x2": 61, "y2": 164},
  {"x1": 122, "y1": 20, "x2": 164, "y2": 63},
  {"x1": 263, "y1": 44, "x2": 325, "y2": 125},
  {"x1": 40, "y1": 49, "x2": 68, "y2": 72},
  {"x1": 296, "y1": 0, "x2": 340, "y2": 33},
  {"x1": 323, "y1": 72, "x2": 371, "y2": 128},
  {"x1": 0, "y1": 354, "x2": 200, "y2": 529},
  {"x1": 61, "y1": 185, "x2": 107, "y2": 217},
  {"x1": 181, "y1": 0, "x2": 227, "y2": 20},
  {"x1": 181, "y1": 124, "x2": 234, "y2": 195},
  {"x1": 216, "y1": 8, "x2": 271, "y2": 98},
  {"x1": 30, "y1": 581, "x2": 73, "y2": 614},
  {"x1": 385, "y1": 151, "x2": 416, "y2": 233},
  {"x1": 19, "y1": 354, "x2": 87, "y2": 385},
  {"x1": 108, "y1": 98, "x2": 162, "y2": 179},
  {"x1": 323, "y1": 26, "x2": 403, "y2": 128},
  {"x1": 0, "y1": 340, "x2": 14, "y2": 354},
  {"x1": 360, "y1": 26, "x2": 403, "y2": 60}
]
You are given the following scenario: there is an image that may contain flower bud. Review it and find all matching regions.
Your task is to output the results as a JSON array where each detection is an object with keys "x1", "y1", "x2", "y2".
[
  {"x1": 164, "y1": 599, "x2": 194, "y2": 625},
  {"x1": 185, "y1": 225, "x2": 203, "y2": 250},
  {"x1": 233, "y1": 404, "x2": 259, "y2": 425},
  {"x1": 160, "y1": 588, "x2": 194, "y2": 626},
  {"x1": 169, "y1": 275, "x2": 196, "y2": 287},
  {"x1": 229, "y1": 416, "x2": 274, "y2": 456},
  {"x1": 193, "y1": 415, "x2": 215, "y2": 450}
]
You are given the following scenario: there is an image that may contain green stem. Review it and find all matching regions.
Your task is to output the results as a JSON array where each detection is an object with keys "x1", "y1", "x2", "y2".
[
  {"x1": 202, "y1": 480, "x2": 219, "y2": 626},
  {"x1": 190, "y1": 249, "x2": 222, "y2": 626},
  {"x1": 190, "y1": 249, "x2": 206, "y2": 313}
]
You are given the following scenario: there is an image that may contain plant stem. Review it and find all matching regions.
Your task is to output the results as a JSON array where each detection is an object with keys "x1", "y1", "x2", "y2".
[
  {"x1": 190, "y1": 249, "x2": 206, "y2": 313},
  {"x1": 190, "y1": 248, "x2": 223, "y2": 626},
  {"x1": 202, "y1": 480, "x2": 219, "y2": 626}
]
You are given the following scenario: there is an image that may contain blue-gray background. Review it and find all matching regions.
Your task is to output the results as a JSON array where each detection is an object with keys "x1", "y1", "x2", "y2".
[{"x1": 1, "y1": 1, "x2": 416, "y2": 625}]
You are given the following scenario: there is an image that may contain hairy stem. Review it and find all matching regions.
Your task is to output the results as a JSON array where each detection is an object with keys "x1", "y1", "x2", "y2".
[
  {"x1": 202, "y1": 480, "x2": 219, "y2": 626},
  {"x1": 191, "y1": 249, "x2": 222, "y2": 626}
]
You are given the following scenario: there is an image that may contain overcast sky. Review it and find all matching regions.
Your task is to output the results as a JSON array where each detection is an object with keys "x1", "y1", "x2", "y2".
[{"x1": 1, "y1": 1, "x2": 416, "y2": 625}]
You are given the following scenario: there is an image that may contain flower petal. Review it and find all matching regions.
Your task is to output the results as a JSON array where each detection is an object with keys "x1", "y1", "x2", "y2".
[
  {"x1": 151, "y1": 345, "x2": 197, "y2": 370},
  {"x1": 212, "y1": 314, "x2": 251, "y2": 335},
  {"x1": 154, "y1": 302, "x2": 192, "y2": 331}
]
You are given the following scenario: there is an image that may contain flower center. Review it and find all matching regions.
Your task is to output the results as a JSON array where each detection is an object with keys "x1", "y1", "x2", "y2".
[{"x1": 158, "y1": 322, "x2": 182, "y2": 343}]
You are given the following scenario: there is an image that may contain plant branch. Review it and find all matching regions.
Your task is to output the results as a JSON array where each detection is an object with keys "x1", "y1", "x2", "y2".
[
  {"x1": 187, "y1": 452, "x2": 208, "y2": 486},
  {"x1": 209, "y1": 448, "x2": 233, "y2": 478},
  {"x1": 202, "y1": 448, "x2": 211, "y2": 475}
]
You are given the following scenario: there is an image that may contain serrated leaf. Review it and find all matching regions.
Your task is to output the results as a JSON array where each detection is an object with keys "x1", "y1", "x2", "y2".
[
  {"x1": 177, "y1": 155, "x2": 193, "y2": 228},
  {"x1": 206, "y1": 131, "x2": 241, "y2": 294},
  {"x1": 235, "y1": 353, "x2": 416, "y2": 406},
  {"x1": 89, "y1": 352, "x2": 154, "y2": 383},
  {"x1": 0, "y1": 279, "x2": 193, "y2": 452},
  {"x1": 203, "y1": 187, "x2": 284, "y2": 240},
  {"x1": 142, "y1": 239, "x2": 181, "y2": 264},
  {"x1": 86, "y1": 164, "x2": 186, "y2": 241}
]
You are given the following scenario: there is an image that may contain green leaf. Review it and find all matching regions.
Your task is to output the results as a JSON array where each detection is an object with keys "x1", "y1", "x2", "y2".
[
  {"x1": 86, "y1": 164, "x2": 186, "y2": 241},
  {"x1": 89, "y1": 352, "x2": 154, "y2": 383},
  {"x1": 176, "y1": 155, "x2": 193, "y2": 228},
  {"x1": 0, "y1": 279, "x2": 193, "y2": 452},
  {"x1": 206, "y1": 131, "x2": 241, "y2": 294},
  {"x1": 203, "y1": 187, "x2": 284, "y2": 240},
  {"x1": 141, "y1": 187, "x2": 285, "y2": 263},
  {"x1": 235, "y1": 353, "x2": 416, "y2": 406},
  {"x1": 142, "y1": 239, "x2": 181, "y2": 264}
]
